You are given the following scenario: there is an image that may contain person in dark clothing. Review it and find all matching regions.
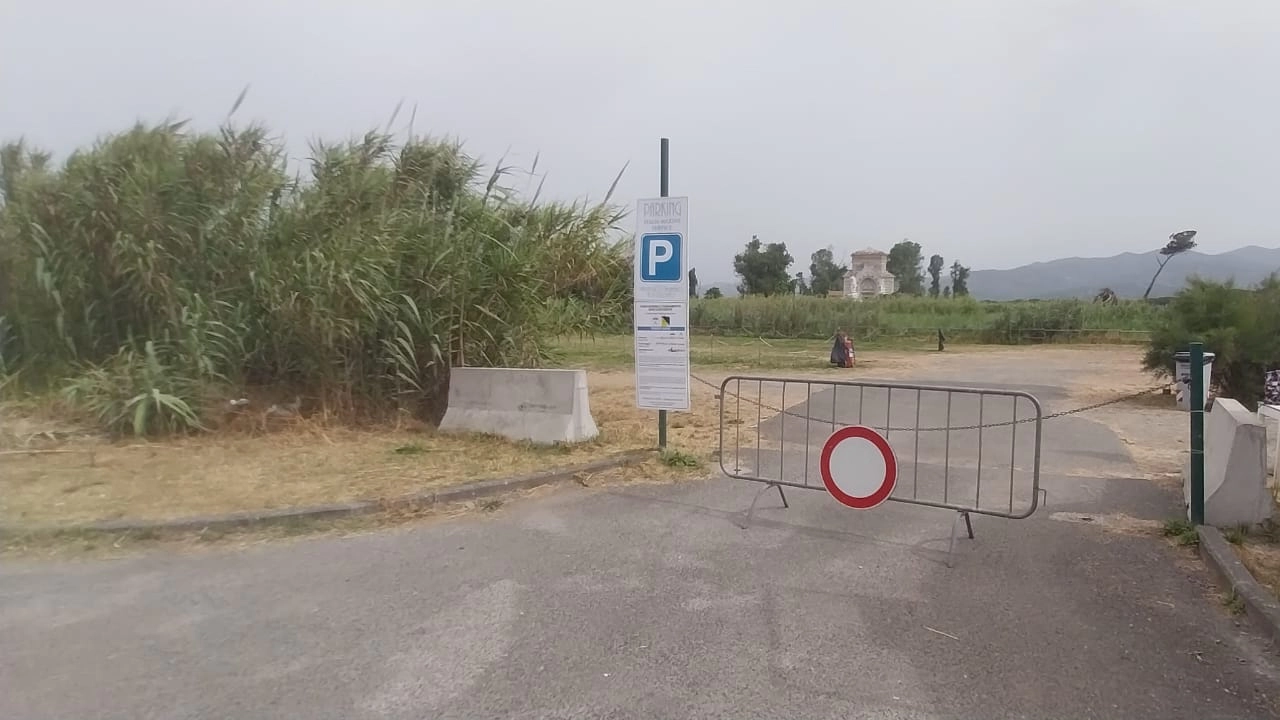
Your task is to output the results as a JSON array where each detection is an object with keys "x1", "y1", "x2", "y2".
[{"x1": 830, "y1": 329, "x2": 855, "y2": 368}]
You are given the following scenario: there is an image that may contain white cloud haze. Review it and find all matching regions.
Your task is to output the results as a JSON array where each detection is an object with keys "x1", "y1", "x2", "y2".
[{"x1": 3, "y1": 0, "x2": 1278, "y2": 278}]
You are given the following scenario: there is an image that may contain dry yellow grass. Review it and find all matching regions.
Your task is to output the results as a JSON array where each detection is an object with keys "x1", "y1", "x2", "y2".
[
  {"x1": 1, "y1": 364, "x2": 693, "y2": 527},
  {"x1": 0, "y1": 420, "x2": 634, "y2": 526},
  {"x1": 0, "y1": 337, "x2": 926, "y2": 528},
  {"x1": 0, "y1": 457, "x2": 712, "y2": 560},
  {"x1": 1, "y1": 339, "x2": 1163, "y2": 530},
  {"x1": 1236, "y1": 541, "x2": 1280, "y2": 600}
]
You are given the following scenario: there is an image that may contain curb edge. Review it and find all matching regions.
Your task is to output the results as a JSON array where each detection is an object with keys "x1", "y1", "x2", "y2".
[{"x1": 1198, "y1": 524, "x2": 1280, "y2": 644}]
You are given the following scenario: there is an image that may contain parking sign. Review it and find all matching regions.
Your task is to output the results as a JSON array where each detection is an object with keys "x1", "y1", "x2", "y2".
[
  {"x1": 633, "y1": 196, "x2": 689, "y2": 410},
  {"x1": 633, "y1": 197, "x2": 688, "y2": 302},
  {"x1": 640, "y1": 233, "x2": 682, "y2": 282}
]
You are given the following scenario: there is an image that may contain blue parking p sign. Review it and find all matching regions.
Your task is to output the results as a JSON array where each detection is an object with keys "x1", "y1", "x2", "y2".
[
  {"x1": 634, "y1": 196, "x2": 688, "y2": 303},
  {"x1": 640, "y1": 233, "x2": 682, "y2": 282}
]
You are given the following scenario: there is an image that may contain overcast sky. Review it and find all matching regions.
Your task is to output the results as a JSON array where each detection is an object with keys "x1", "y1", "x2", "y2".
[{"x1": 3, "y1": 0, "x2": 1278, "y2": 278}]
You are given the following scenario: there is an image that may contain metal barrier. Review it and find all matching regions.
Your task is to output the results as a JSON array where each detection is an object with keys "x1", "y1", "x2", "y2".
[{"x1": 717, "y1": 375, "x2": 1044, "y2": 565}]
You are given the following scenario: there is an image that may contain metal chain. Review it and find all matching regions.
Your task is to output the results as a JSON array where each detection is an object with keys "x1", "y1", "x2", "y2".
[{"x1": 690, "y1": 372, "x2": 1169, "y2": 433}]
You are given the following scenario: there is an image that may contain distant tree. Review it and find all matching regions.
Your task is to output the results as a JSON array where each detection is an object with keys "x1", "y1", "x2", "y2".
[
  {"x1": 943, "y1": 285, "x2": 952, "y2": 299},
  {"x1": 703, "y1": 286, "x2": 724, "y2": 299},
  {"x1": 733, "y1": 235, "x2": 794, "y2": 296},
  {"x1": 1143, "y1": 230, "x2": 1198, "y2": 300},
  {"x1": 927, "y1": 254, "x2": 945, "y2": 298},
  {"x1": 950, "y1": 261, "x2": 971, "y2": 297},
  {"x1": 808, "y1": 247, "x2": 848, "y2": 296},
  {"x1": 688, "y1": 268, "x2": 699, "y2": 298},
  {"x1": 887, "y1": 240, "x2": 926, "y2": 295}
]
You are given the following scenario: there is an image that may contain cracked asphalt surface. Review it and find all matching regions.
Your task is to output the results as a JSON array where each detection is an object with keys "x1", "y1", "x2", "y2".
[{"x1": 4, "y1": 355, "x2": 1280, "y2": 719}]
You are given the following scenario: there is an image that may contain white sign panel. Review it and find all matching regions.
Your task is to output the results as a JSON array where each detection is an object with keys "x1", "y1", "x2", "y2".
[
  {"x1": 634, "y1": 197, "x2": 689, "y2": 303},
  {"x1": 634, "y1": 301, "x2": 690, "y2": 411}
]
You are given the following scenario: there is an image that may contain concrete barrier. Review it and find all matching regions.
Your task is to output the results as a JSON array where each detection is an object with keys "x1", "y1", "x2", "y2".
[
  {"x1": 439, "y1": 368, "x2": 599, "y2": 445},
  {"x1": 1256, "y1": 405, "x2": 1280, "y2": 501},
  {"x1": 1183, "y1": 398, "x2": 1272, "y2": 526}
]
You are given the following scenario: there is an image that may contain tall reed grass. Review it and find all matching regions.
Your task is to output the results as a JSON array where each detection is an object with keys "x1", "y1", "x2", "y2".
[
  {"x1": 687, "y1": 295, "x2": 1164, "y2": 341},
  {"x1": 0, "y1": 122, "x2": 629, "y2": 434}
]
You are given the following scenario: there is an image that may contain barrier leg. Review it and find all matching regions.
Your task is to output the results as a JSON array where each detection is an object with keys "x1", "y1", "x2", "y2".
[
  {"x1": 740, "y1": 482, "x2": 788, "y2": 529},
  {"x1": 946, "y1": 511, "x2": 974, "y2": 568}
]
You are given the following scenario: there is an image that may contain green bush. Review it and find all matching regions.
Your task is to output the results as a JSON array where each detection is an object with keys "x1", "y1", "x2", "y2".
[
  {"x1": 62, "y1": 341, "x2": 205, "y2": 437},
  {"x1": 1143, "y1": 276, "x2": 1280, "y2": 406},
  {"x1": 0, "y1": 122, "x2": 629, "y2": 434},
  {"x1": 686, "y1": 295, "x2": 1161, "y2": 342}
]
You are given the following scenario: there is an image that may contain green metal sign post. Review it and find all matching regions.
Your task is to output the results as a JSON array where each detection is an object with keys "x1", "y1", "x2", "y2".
[
  {"x1": 657, "y1": 137, "x2": 670, "y2": 449},
  {"x1": 1189, "y1": 341, "x2": 1206, "y2": 525}
]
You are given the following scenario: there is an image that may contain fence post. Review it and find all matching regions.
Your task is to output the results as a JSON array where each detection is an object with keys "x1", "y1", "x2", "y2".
[{"x1": 1190, "y1": 341, "x2": 1206, "y2": 525}]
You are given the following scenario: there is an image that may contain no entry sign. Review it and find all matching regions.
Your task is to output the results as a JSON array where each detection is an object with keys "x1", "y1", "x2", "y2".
[{"x1": 819, "y1": 426, "x2": 898, "y2": 509}]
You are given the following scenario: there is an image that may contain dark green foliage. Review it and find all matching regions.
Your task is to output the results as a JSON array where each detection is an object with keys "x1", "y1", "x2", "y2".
[
  {"x1": 0, "y1": 122, "x2": 629, "y2": 434},
  {"x1": 981, "y1": 300, "x2": 1085, "y2": 343},
  {"x1": 688, "y1": 295, "x2": 1161, "y2": 342},
  {"x1": 808, "y1": 247, "x2": 847, "y2": 296},
  {"x1": 733, "y1": 236, "x2": 794, "y2": 296},
  {"x1": 887, "y1": 241, "x2": 925, "y2": 295},
  {"x1": 1143, "y1": 276, "x2": 1280, "y2": 406},
  {"x1": 950, "y1": 261, "x2": 971, "y2": 297},
  {"x1": 928, "y1": 254, "x2": 945, "y2": 298}
]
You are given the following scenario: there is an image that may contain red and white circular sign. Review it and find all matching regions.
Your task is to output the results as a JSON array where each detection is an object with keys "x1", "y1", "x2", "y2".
[{"x1": 819, "y1": 426, "x2": 898, "y2": 509}]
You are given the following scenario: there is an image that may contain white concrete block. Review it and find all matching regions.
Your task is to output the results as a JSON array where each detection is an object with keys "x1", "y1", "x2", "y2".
[
  {"x1": 439, "y1": 368, "x2": 599, "y2": 445},
  {"x1": 1183, "y1": 398, "x2": 1272, "y2": 526}
]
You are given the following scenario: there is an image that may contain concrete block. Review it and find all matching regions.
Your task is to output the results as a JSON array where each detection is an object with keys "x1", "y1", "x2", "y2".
[
  {"x1": 1183, "y1": 398, "x2": 1272, "y2": 526},
  {"x1": 439, "y1": 368, "x2": 599, "y2": 445}
]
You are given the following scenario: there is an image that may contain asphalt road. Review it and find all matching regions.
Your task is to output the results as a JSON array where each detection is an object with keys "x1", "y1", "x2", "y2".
[{"x1": 4, "y1": 360, "x2": 1280, "y2": 719}]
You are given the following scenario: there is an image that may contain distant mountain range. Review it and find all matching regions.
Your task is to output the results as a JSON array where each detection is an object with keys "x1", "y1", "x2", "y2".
[
  {"x1": 703, "y1": 281, "x2": 740, "y2": 298},
  {"x1": 968, "y1": 245, "x2": 1280, "y2": 300}
]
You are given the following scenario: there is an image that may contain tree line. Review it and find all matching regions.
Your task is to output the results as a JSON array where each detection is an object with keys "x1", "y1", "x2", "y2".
[{"x1": 687, "y1": 237, "x2": 971, "y2": 299}]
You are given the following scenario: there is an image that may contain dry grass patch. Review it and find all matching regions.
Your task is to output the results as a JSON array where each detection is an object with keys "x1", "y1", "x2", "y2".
[
  {"x1": 1, "y1": 455, "x2": 707, "y2": 560},
  {"x1": 0, "y1": 337, "x2": 983, "y2": 531},
  {"x1": 0, "y1": 419, "x2": 648, "y2": 527},
  {"x1": 1224, "y1": 521, "x2": 1280, "y2": 604},
  {"x1": 1236, "y1": 542, "x2": 1280, "y2": 601},
  {"x1": 0, "y1": 479, "x2": 565, "y2": 561},
  {"x1": 2, "y1": 361, "x2": 741, "y2": 528}
]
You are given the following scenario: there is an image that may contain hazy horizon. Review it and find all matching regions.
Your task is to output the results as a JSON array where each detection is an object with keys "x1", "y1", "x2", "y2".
[{"x1": 4, "y1": 0, "x2": 1278, "y2": 277}]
